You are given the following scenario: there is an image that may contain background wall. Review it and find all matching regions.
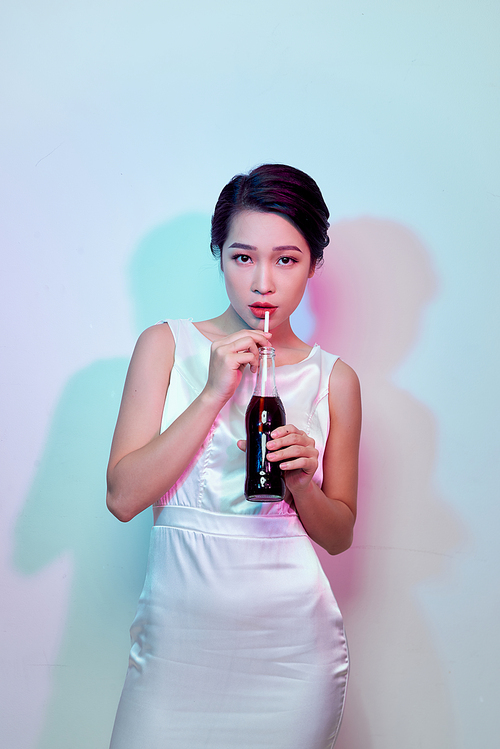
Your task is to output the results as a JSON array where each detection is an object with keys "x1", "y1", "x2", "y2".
[{"x1": 1, "y1": 2, "x2": 498, "y2": 748}]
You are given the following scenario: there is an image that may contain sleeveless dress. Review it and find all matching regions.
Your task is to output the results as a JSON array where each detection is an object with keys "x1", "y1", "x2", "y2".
[{"x1": 109, "y1": 319, "x2": 349, "y2": 749}]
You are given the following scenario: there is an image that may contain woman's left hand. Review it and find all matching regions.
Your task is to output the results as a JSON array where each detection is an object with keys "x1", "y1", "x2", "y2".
[
  {"x1": 237, "y1": 424, "x2": 318, "y2": 495},
  {"x1": 238, "y1": 424, "x2": 319, "y2": 495},
  {"x1": 266, "y1": 424, "x2": 318, "y2": 495}
]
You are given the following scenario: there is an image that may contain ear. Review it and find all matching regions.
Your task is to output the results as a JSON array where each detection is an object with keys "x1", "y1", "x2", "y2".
[{"x1": 308, "y1": 260, "x2": 316, "y2": 279}]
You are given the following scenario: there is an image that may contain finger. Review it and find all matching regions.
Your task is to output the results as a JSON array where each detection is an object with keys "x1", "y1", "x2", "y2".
[
  {"x1": 268, "y1": 432, "x2": 313, "y2": 451},
  {"x1": 267, "y1": 445, "x2": 317, "y2": 462},
  {"x1": 237, "y1": 439, "x2": 247, "y2": 452},
  {"x1": 270, "y1": 424, "x2": 303, "y2": 439},
  {"x1": 280, "y1": 457, "x2": 316, "y2": 473},
  {"x1": 223, "y1": 351, "x2": 260, "y2": 372},
  {"x1": 220, "y1": 338, "x2": 262, "y2": 361},
  {"x1": 215, "y1": 330, "x2": 271, "y2": 350},
  {"x1": 267, "y1": 436, "x2": 310, "y2": 452},
  {"x1": 231, "y1": 351, "x2": 258, "y2": 366}
]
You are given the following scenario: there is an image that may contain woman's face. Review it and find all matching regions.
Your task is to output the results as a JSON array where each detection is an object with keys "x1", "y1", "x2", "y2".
[{"x1": 221, "y1": 210, "x2": 314, "y2": 331}]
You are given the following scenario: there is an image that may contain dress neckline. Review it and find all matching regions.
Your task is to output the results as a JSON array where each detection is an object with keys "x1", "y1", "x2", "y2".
[{"x1": 187, "y1": 320, "x2": 319, "y2": 369}]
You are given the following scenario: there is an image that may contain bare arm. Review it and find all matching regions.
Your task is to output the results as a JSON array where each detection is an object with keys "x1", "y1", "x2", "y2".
[
  {"x1": 107, "y1": 323, "x2": 271, "y2": 522},
  {"x1": 265, "y1": 359, "x2": 361, "y2": 554}
]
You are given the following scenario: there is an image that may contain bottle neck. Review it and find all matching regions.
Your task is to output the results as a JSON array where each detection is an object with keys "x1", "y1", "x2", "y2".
[{"x1": 253, "y1": 346, "x2": 278, "y2": 397}]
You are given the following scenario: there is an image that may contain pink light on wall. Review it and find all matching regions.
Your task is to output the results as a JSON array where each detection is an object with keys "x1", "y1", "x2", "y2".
[
  {"x1": 307, "y1": 218, "x2": 463, "y2": 748},
  {"x1": 309, "y1": 218, "x2": 437, "y2": 377}
]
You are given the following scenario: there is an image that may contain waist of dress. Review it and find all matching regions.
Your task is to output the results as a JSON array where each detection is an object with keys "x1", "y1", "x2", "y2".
[{"x1": 153, "y1": 505, "x2": 308, "y2": 538}]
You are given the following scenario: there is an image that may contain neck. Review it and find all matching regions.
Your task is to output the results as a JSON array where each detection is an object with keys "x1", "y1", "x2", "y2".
[{"x1": 195, "y1": 306, "x2": 312, "y2": 366}]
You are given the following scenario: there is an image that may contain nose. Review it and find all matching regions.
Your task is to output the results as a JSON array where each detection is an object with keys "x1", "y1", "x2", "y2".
[{"x1": 251, "y1": 262, "x2": 275, "y2": 295}]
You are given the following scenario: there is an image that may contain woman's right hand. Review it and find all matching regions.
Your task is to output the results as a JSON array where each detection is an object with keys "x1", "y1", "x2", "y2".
[
  {"x1": 204, "y1": 329, "x2": 272, "y2": 405},
  {"x1": 107, "y1": 325, "x2": 270, "y2": 522}
]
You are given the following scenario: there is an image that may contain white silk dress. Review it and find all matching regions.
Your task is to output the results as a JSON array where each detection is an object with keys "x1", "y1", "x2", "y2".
[{"x1": 109, "y1": 319, "x2": 349, "y2": 749}]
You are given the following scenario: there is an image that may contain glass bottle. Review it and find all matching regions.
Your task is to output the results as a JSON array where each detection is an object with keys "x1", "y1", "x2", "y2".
[{"x1": 245, "y1": 346, "x2": 286, "y2": 502}]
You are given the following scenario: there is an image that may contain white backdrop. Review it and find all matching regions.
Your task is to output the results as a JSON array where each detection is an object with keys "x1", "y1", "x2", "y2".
[{"x1": 1, "y1": 2, "x2": 498, "y2": 748}]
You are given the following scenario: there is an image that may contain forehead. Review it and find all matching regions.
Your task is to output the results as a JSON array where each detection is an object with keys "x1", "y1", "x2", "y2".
[{"x1": 225, "y1": 210, "x2": 309, "y2": 250}]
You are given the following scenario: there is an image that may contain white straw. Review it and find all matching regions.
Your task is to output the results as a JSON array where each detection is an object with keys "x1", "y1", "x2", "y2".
[
  {"x1": 264, "y1": 310, "x2": 270, "y2": 333},
  {"x1": 260, "y1": 310, "x2": 270, "y2": 396},
  {"x1": 261, "y1": 354, "x2": 267, "y2": 396}
]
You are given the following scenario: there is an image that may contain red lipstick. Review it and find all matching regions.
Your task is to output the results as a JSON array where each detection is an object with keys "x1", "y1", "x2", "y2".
[{"x1": 249, "y1": 304, "x2": 277, "y2": 319}]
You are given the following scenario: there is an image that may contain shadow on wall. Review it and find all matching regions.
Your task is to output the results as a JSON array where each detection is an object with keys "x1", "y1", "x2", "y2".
[
  {"x1": 309, "y1": 218, "x2": 464, "y2": 749},
  {"x1": 13, "y1": 214, "x2": 227, "y2": 749}
]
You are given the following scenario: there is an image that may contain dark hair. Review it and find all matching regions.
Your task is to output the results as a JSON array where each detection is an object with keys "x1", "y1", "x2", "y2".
[{"x1": 210, "y1": 164, "x2": 330, "y2": 267}]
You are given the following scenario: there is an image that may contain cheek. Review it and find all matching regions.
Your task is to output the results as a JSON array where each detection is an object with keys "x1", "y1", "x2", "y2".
[
  {"x1": 223, "y1": 269, "x2": 243, "y2": 299},
  {"x1": 292, "y1": 268, "x2": 312, "y2": 290}
]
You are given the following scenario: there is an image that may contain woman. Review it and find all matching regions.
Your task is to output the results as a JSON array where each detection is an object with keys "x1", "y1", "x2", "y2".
[{"x1": 107, "y1": 164, "x2": 361, "y2": 749}]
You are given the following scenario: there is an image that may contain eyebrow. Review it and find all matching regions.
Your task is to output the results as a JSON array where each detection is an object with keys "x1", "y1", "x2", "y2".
[{"x1": 228, "y1": 242, "x2": 303, "y2": 253}]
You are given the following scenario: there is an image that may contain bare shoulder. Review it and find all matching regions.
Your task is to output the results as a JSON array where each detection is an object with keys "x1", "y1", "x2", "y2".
[
  {"x1": 329, "y1": 358, "x2": 360, "y2": 392},
  {"x1": 122, "y1": 323, "x2": 175, "y2": 405},
  {"x1": 135, "y1": 321, "x2": 175, "y2": 357},
  {"x1": 328, "y1": 359, "x2": 361, "y2": 420},
  {"x1": 128, "y1": 322, "x2": 174, "y2": 374}
]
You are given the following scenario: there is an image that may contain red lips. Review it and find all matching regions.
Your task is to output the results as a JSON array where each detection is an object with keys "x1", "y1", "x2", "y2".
[{"x1": 249, "y1": 304, "x2": 277, "y2": 319}]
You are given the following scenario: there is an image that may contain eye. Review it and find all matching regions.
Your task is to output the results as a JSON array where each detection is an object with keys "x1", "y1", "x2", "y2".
[
  {"x1": 277, "y1": 256, "x2": 298, "y2": 266},
  {"x1": 232, "y1": 253, "x2": 253, "y2": 264}
]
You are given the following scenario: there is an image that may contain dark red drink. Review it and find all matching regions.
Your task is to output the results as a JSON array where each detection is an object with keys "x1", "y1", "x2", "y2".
[{"x1": 245, "y1": 394, "x2": 286, "y2": 502}]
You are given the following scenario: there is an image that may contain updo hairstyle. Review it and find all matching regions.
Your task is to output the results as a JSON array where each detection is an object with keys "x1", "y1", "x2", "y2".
[{"x1": 210, "y1": 164, "x2": 330, "y2": 268}]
